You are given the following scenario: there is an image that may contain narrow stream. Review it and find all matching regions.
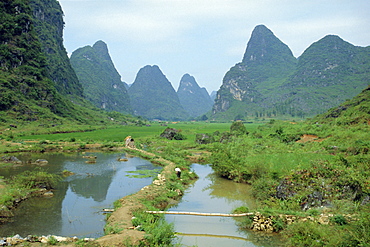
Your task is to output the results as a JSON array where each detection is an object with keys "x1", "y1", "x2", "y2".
[
  {"x1": 166, "y1": 164, "x2": 281, "y2": 247},
  {"x1": 0, "y1": 152, "x2": 160, "y2": 238}
]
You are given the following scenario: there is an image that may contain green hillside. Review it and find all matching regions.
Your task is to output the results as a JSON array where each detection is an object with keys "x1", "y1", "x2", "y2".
[
  {"x1": 0, "y1": 0, "x2": 65, "y2": 120},
  {"x1": 212, "y1": 25, "x2": 370, "y2": 121},
  {"x1": 177, "y1": 73, "x2": 213, "y2": 117},
  {"x1": 311, "y1": 85, "x2": 370, "y2": 125},
  {"x1": 29, "y1": 0, "x2": 83, "y2": 97},
  {"x1": 70, "y1": 40, "x2": 132, "y2": 114},
  {"x1": 128, "y1": 65, "x2": 189, "y2": 121},
  {"x1": 0, "y1": 0, "x2": 137, "y2": 126}
]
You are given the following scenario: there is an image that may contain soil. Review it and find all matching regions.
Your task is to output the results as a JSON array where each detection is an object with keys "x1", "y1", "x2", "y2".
[{"x1": 296, "y1": 134, "x2": 327, "y2": 143}]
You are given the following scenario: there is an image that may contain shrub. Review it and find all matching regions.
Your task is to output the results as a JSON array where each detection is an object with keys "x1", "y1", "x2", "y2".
[
  {"x1": 330, "y1": 215, "x2": 347, "y2": 225},
  {"x1": 232, "y1": 206, "x2": 249, "y2": 214},
  {"x1": 230, "y1": 121, "x2": 248, "y2": 135}
]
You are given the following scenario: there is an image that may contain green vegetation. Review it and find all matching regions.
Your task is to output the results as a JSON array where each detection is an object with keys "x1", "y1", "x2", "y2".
[
  {"x1": 0, "y1": 113, "x2": 368, "y2": 246},
  {"x1": 0, "y1": 169, "x2": 61, "y2": 221},
  {"x1": 70, "y1": 41, "x2": 132, "y2": 114},
  {"x1": 177, "y1": 73, "x2": 213, "y2": 118},
  {"x1": 125, "y1": 169, "x2": 162, "y2": 178},
  {"x1": 128, "y1": 65, "x2": 189, "y2": 121},
  {"x1": 29, "y1": 0, "x2": 83, "y2": 97},
  {"x1": 130, "y1": 169, "x2": 197, "y2": 247},
  {"x1": 208, "y1": 115, "x2": 369, "y2": 245},
  {"x1": 213, "y1": 25, "x2": 369, "y2": 120},
  {"x1": 0, "y1": 0, "x2": 141, "y2": 126}
]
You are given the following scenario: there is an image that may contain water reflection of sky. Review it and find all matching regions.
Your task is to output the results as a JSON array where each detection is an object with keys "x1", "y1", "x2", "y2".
[
  {"x1": 166, "y1": 164, "x2": 261, "y2": 247},
  {"x1": 0, "y1": 152, "x2": 160, "y2": 238}
]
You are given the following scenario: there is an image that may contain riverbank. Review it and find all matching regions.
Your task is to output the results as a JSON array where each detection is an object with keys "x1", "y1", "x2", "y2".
[
  {"x1": 97, "y1": 147, "x2": 198, "y2": 246},
  {"x1": 0, "y1": 146, "x2": 199, "y2": 246}
]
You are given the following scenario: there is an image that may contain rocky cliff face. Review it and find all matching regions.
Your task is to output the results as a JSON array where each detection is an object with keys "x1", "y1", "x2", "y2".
[
  {"x1": 212, "y1": 25, "x2": 370, "y2": 119},
  {"x1": 128, "y1": 65, "x2": 189, "y2": 120},
  {"x1": 30, "y1": 0, "x2": 83, "y2": 97},
  {"x1": 177, "y1": 74, "x2": 213, "y2": 117},
  {"x1": 70, "y1": 41, "x2": 132, "y2": 114},
  {"x1": 213, "y1": 25, "x2": 296, "y2": 114}
]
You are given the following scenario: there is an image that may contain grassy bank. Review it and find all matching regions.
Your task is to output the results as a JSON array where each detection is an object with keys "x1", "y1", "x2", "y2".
[
  {"x1": 209, "y1": 120, "x2": 370, "y2": 246},
  {"x1": 0, "y1": 169, "x2": 61, "y2": 223},
  {"x1": 97, "y1": 147, "x2": 199, "y2": 247},
  {"x1": 1, "y1": 119, "x2": 368, "y2": 246}
]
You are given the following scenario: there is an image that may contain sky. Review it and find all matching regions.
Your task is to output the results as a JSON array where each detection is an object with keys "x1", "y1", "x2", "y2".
[{"x1": 58, "y1": 0, "x2": 370, "y2": 93}]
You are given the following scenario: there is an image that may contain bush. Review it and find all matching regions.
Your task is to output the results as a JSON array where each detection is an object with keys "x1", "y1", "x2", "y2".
[{"x1": 230, "y1": 121, "x2": 248, "y2": 135}]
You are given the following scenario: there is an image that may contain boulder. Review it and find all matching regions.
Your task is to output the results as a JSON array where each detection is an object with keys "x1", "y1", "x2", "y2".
[
  {"x1": 1, "y1": 156, "x2": 22, "y2": 164},
  {"x1": 195, "y1": 133, "x2": 214, "y2": 144},
  {"x1": 160, "y1": 128, "x2": 179, "y2": 140},
  {"x1": 35, "y1": 159, "x2": 48, "y2": 165}
]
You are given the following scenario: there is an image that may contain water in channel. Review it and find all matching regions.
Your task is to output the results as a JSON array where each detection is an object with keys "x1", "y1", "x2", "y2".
[
  {"x1": 0, "y1": 152, "x2": 160, "y2": 238},
  {"x1": 166, "y1": 164, "x2": 281, "y2": 247}
]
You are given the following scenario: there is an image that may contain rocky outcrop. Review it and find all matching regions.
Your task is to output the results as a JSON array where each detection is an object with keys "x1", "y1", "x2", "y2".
[
  {"x1": 1, "y1": 156, "x2": 21, "y2": 164},
  {"x1": 160, "y1": 128, "x2": 185, "y2": 140},
  {"x1": 195, "y1": 133, "x2": 214, "y2": 144},
  {"x1": 251, "y1": 212, "x2": 356, "y2": 233}
]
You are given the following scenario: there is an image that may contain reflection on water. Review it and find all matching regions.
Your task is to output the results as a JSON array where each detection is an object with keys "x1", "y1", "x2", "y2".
[
  {"x1": 0, "y1": 152, "x2": 160, "y2": 238},
  {"x1": 166, "y1": 164, "x2": 280, "y2": 247}
]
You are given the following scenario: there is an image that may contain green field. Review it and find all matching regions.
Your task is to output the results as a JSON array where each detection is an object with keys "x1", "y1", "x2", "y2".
[{"x1": 19, "y1": 122, "x2": 242, "y2": 142}]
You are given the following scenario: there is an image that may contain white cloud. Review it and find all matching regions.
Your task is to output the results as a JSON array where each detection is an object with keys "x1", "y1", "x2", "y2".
[{"x1": 58, "y1": 0, "x2": 370, "y2": 92}]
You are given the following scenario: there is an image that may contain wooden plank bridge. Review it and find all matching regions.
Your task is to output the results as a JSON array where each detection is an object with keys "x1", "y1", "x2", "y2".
[{"x1": 145, "y1": 211, "x2": 254, "y2": 217}]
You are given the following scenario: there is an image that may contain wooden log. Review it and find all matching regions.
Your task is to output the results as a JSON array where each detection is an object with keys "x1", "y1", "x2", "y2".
[
  {"x1": 145, "y1": 211, "x2": 254, "y2": 217},
  {"x1": 175, "y1": 232, "x2": 251, "y2": 241}
]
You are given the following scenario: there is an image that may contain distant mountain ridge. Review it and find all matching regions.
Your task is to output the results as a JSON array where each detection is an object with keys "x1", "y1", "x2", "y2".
[
  {"x1": 212, "y1": 25, "x2": 369, "y2": 120},
  {"x1": 70, "y1": 40, "x2": 132, "y2": 114},
  {"x1": 177, "y1": 74, "x2": 213, "y2": 117},
  {"x1": 0, "y1": 0, "x2": 138, "y2": 125},
  {"x1": 128, "y1": 65, "x2": 189, "y2": 120}
]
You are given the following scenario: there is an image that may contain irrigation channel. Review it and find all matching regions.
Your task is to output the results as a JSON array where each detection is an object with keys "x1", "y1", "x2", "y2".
[
  {"x1": 165, "y1": 164, "x2": 282, "y2": 247},
  {"x1": 0, "y1": 153, "x2": 281, "y2": 246}
]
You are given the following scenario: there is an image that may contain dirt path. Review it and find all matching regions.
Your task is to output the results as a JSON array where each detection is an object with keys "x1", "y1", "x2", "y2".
[{"x1": 96, "y1": 148, "x2": 177, "y2": 246}]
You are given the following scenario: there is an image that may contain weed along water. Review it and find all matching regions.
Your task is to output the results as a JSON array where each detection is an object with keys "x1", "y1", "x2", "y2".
[
  {"x1": 0, "y1": 152, "x2": 160, "y2": 238},
  {"x1": 166, "y1": 164, "x2": 281, "y2": 247}
]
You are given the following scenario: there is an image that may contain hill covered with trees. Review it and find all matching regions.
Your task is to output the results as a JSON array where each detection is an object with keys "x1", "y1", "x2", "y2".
[
  {"x1": 128, "y1": 65, "x2": 189, "y2": 120},
  {"x1": 177, "y1": 73, "x2": 213, "y2": 118},
  {"x1": 212, "y1": 25, "x2": 369, "y2": 120},
  {"x1": 0, "y1": 0, "x2": 137, "y2": 126},
  {"x1": 70, "y1": 40, "x2": 132, "y2": 114}
]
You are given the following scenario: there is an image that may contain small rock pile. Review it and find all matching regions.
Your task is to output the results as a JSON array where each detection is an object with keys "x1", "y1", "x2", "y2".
[
  {"x1": 251, "y1": 212, "x2": 274, "y2": 233},
  {"x1": 0, "y1": 234, "x2": 95, "y2": 246},
  {"x1": 152, "y1": 174, "x2": 166, "y2": 186},
  {"x1": 251, "y1": 212, "x2": 354, "y2": 233}
]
